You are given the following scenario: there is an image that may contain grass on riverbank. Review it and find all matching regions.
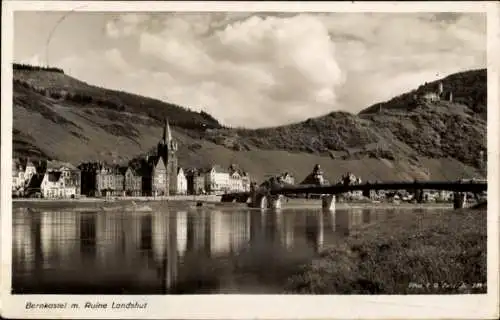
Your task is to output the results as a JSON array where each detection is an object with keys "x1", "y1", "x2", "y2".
[{"x1": 285, "y1": 208, "x2": 487, "y2": 294}]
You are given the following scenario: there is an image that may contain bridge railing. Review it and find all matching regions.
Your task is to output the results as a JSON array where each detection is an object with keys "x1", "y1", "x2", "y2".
[
  {"x1": 221, "y1": 180, "x2": 487, "y2": 198},
  {"x1": 269, "y1": 180, "x2": 487, "y2": 195}
]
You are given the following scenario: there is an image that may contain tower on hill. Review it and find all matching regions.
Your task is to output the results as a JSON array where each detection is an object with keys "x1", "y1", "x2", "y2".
[
  {"x1": 438, "y1": 81, "x2": 444, "y2": 97},
  {"x1": 157, "y1": 118, "x2": 178, "y2": 195}
]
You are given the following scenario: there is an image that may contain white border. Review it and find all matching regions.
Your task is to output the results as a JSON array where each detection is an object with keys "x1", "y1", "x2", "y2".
[{"x1": 1, "y1": 1, "x2": 499, "y2": 319}]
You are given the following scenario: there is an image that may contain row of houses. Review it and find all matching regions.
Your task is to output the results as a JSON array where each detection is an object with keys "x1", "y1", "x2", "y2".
[
  {"x1": 185, "y1": 164, "x2": 252, "y2": 195},
  {"x1": 12, "y1": 158, "x2": 254, "y2": 199},
  {"x1": 13, "y1": 159, "x2": 81, "y2": 198},
  {"x1": 12, "y1": 120, "x2": 256, "y2": 199}
]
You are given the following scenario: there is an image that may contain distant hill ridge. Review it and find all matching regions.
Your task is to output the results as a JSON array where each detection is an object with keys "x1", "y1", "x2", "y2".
[{"x1": 12, "y1": 63, "x2": 486, "y2": 182}]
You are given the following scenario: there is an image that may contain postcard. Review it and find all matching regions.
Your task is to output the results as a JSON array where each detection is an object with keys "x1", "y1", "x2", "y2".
[{"x1": 1, "y1": 0, "x2": 499, "y2": 319}]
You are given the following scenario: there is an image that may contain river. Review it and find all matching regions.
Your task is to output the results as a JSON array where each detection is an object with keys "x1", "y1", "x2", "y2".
[{"x1": 12, "y1": 204, "x2": 455, "y2": 294}]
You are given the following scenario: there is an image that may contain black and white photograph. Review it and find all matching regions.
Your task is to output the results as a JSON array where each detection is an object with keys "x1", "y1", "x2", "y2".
[{"x1": 1, "y1": 1, "x2": 499, "y2": 319}]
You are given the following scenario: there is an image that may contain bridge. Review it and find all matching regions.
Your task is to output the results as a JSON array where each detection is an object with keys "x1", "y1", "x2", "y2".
[{"x1": 220, "y1": 180, "x2": 487, "y2": 211}]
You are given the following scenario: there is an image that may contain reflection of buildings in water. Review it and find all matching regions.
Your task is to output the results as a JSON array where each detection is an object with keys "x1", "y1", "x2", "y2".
[
  {"x1": 317, "y1": 211, "x2": 324, "y2": 252},
  {"x1": 186, "y1": 211, "x2": 209, "y2": 255},
  {"x1": 249, "y1": 210, "x2": 281, "y2": 249},
  {"x1": 13, "y1": 211, "x2": 81, "y2": 272},
  {"x1": 249, "y1": 210, "x2": 264, "y2": 243},
  {"x1": 164, "y1": 211, "x2": 178, "y2": 290},
  {"x1": 335, "y1": 210, "x2": 351, "y2": 236},
  {"x1": 33, "y1": 215, "x2": 44, "y2": 273},
  {"x1": 327, "y1": 210, "x2": 336, "y2": 232},
  {"x1": 273, "y1": 210, "x2": 284, "y2": 246},
  {"x1": 79, "y1": 213, "x2": 97, "y2": 260},
  {"x1": 209, "y1": 210, "x2": 231, "y2": 255},
  {"x1": 95, "y1": 212, "x2": 129, "y2": 267},
  {"x1": 176, "y1": 211, "x2": 188, "y2": 257},
  {"x1": 230, "y1": 211, "x2": 250, "y2": 252},
  {"x1": 40, "y1": 211, "x2": 80, "y2": 269},
  {"x1": 208, "y1": 210, "x2": 250, "y2": 256},
  {"x1": 304, "y1": 212, "x2": 324, "y2": 253},
  {"x1": 362, "y1": 209, "x2": 371, "y2": 224},
  {"x1": 140, "y1": 215, "x2": 153, "y2": 252},
  {"x1": 334, "y1": 209, "x2": 364, "y2": 236},
  {"x1": 262, "y1": 211, "x2": 273, "y2": 241},
  {"x1": 13, "y1": 212, "x2": 35, "y2": 272},
  {"x1": 386, "y1": 209, "x2": 396, "y2": 219},
  {"x1": 369, "y1": 209, "x2": 385, "y2": 222},
  {"x1": 246, "y1": 211, "x2": 252, "y2": 246},
  {"x1": 152, "y1": 212, "x2": 168, "y2": 262},
  {"x1": 40, "y1": 213, "x2": 53, "y2": 269},
  {"x1": 282, "y1": 211, "x2": 295, "y2": 249},
  {"x1": 351, "y1": 209, "x2": 363, "y2": 227}
]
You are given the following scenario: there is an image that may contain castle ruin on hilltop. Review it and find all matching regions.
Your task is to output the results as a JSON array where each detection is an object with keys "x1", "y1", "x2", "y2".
[{"x1": 421, "y1": 81, "x2": 453, "y2": 103}]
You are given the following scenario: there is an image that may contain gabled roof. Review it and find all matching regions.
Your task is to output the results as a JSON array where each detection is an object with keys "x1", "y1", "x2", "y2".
[
  {"x1": 124, "y1": 166, "x2": 139, "y2": 176},
  {"x1": 47, "y1": 171, "x2": 62, "y2": 183},
  {"x1": 150, "y1": 156, "x2": 166, "y2": 169},
  {"x1": 300, "y1": 173, "x2": 329, "y2": 186},
  {"x1": 230, "y1": 170, "x2": 241, "y2": 177}
]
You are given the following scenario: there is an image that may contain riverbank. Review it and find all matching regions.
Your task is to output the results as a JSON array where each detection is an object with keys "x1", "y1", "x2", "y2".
[
  {"x1": 285, "y1": 208, "x2": 487, "y2": 294},
  {"x1": 12, "y1": 196, "x2": 454, "y2": 211},
  {"x1": 12, "y1": 195, "x2": 222, "y2": 210}
]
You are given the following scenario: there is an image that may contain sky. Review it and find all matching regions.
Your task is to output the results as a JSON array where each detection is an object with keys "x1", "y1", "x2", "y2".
[{"x1": 14, "y1": 11, "x2": 486, "y2": 128}]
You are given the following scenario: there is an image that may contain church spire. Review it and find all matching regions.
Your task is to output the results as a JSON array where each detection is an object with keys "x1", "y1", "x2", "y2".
[
  {"x1": 162, "y1": 118, "x2": 167, "y2": 143},
  {"x1": 166, "y1": 118, "x2": 172, "y2": 143},
  {"x1": 162, "y1": 118, "x2": 172, "y2": 144}
]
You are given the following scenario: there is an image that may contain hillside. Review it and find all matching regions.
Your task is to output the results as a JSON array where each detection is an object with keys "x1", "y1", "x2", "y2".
[{"x1": 12, "y1": 64, "x2": 487, "y2": 183}]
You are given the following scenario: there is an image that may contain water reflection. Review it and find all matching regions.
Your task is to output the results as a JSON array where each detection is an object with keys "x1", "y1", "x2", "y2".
[{"x1": 13, "y1": 206, "x2": 419, "y2": 294}]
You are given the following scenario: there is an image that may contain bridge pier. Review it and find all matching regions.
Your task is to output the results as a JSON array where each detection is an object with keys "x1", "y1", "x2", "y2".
[
  {"x1": 453, "y1": 192, "x2": 467, "y2": 209},
  {"x1": 249, "y1": 194, "x2": 284, "y2": 209},
  {"x1": 321, "y1": 194, "x2": 336, "y2": 211},
  {"x1": 256, "y1": 194, "x2": 268, "y2": 209},
  {"x1": 415, "y1": 189, "x2": 424, "y2": 203}
]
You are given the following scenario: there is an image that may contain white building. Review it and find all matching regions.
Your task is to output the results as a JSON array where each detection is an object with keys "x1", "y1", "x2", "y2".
[
  {"x1": 229, "y1": 169, "x2": 244, "y2": 192},
  {"x1": 176, "y1": 167, "x2": 188, "y2": 195},
  {"x1": 228, "y1": 164, "x2": 251, "y2": 192},
  {"x1": 12, "y1": 159, "x2": 37, "y2": 195},
  {"x1": 204, "y1": 165, "x2": 230, "y2": 194},
  {"x1": 281, "y1": 172, "x2": 295, "y2": 185},
  {"x1": 41, "y1": 171, "x2": 78, "y2": 198},
  {"x1": 40, "y1": 161, "x2": 81, "y2": 198},
  {"x1": 422, "y1": 92, "x2": 440, "y2": 102},
  {"x1": 241, "y1": 172, "x2": 251, "y2": 192}
]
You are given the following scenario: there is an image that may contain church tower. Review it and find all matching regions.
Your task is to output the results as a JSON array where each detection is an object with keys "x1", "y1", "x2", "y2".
[{"x1": 156, "y1": 118, "x2": 178, "y2": 195}]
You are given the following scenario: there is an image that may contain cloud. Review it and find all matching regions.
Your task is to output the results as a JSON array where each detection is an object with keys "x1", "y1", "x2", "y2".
[
  {"x1": 43, "y1": 12, "x2": 486, "y2": 128},
  {"x1": 105, "y1": 14, "x2": 150, "y2": 38},
  {"x1": 134, "y1": 13, "x2": 345, "y2": 127},
  {"x1": 104, "y1": 48, "x2": 130, "y2": 72}
]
